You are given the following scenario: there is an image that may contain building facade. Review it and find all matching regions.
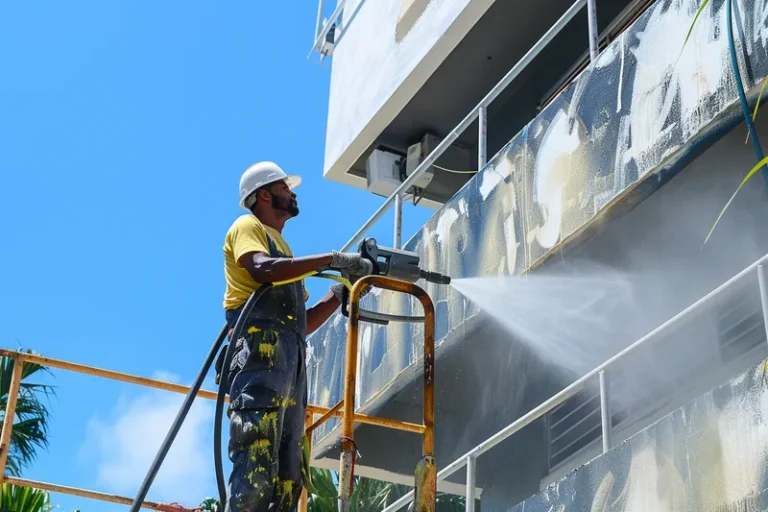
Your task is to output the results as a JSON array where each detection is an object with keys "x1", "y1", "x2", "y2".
[{"x1": 307, "y1": 0, "x2": 768, "y2": 509}]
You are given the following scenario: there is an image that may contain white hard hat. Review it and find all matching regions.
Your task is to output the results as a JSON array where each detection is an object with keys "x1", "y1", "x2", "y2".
[{"x1": 239, "y1": 161, "x2": 302, "y2": 210}]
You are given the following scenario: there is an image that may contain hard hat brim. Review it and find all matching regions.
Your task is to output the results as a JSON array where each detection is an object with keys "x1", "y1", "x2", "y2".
[{"x1": 284, "y1": 175, "x2": 302, "y2": 189}]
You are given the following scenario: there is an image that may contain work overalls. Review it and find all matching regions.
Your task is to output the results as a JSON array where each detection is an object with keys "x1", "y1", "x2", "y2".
[{"x1": 224, "y1": 234, "x2": 307, "y2": 512}]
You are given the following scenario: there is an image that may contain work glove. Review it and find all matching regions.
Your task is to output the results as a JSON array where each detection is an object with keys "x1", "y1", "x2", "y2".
[
  {"x1": 331, "y1": 282, "x2": 371, "y2": 303},
  {"x1": 330, "y1": 251, "x2": 374, "y2": 277}
]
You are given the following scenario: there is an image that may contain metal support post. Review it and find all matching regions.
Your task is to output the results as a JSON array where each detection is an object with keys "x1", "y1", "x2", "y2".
[
  {"x1": 0, "y1": 359, "x2": 24, "y2": 475},
  {"x1": 394, "y1": 193, "x2": 403, "y2": 249},
  {"x1": 478, "y1": 106, "x2": 487, "y2": 170},
  {"x1": 465, "y1": 456, "x2": 476, "y2": 512},
  {"x1": 340, "y1": 276, "x2": 436, "y2": 512},
  {"x1": 758, "y1": 265, "x2": 768, "y2": 346},
  {"x1": 298, "y1": 411, "x2": 314, "y2": 512},
  {"x1": 599, "y1": 370, "x2": 611, "y2": 453},
  {"x1": 310, "y1": 0, "x2": 346, "y2": 56},
  {"x1": 314, "y1": 0, "x2": 325, "y2": 42},
  {"x1": 587, "y1": 0, "x2": 599, "y2": 62}
]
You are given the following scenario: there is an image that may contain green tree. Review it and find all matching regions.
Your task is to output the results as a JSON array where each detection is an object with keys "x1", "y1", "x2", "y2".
[
  {"x1": 0, "y1": 351, "x2": 54, "y2": 476},
  {"x1": 304, "y1": 467, "x2": 477, "y2": 512},
  {"x1": 0, "y1": 350, "x2": 67, "y2": 512},
  {"x1": 198, "y1": 467, "x2": 478, "y2": 511},
  {"x1": 0, "y1": 482, "x2": 80, "y2": 512},
  {"x1": 0, "y1": 482, "x2": 53, "y2": 512}
]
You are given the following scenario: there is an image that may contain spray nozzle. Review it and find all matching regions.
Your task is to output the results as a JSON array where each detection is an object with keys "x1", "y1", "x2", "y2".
[{"x1": 420, "y1": 269, "x2": 451, "y2": 285}]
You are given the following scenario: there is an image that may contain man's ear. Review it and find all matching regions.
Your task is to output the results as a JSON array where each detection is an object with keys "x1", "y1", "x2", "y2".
[{"x1": 257, "y1": 187, "x2": 272, "y2": 202}]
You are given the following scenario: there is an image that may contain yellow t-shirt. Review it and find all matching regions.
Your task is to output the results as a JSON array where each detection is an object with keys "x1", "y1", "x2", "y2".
[{"x1": 223, "y1": 214, "x2": 309, "y2": 310}]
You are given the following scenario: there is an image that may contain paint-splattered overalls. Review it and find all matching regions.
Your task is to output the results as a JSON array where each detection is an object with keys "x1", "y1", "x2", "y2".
[{"x1": 224, "y1": 234, "x2": 307, "y2": 512}]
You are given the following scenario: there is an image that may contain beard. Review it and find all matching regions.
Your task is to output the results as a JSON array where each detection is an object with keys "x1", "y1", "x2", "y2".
[{"x1": 272, "y1": 194, "x2": 299, "y2": 217}]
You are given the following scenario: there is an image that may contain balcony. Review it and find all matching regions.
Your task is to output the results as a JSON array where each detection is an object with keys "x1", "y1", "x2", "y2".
[
  {"x1": 308, "y1": 0, "x2": 768, "y2": 505},
  {"x1": 317, "y1": 0, "x2": 655, "y2": 207}
]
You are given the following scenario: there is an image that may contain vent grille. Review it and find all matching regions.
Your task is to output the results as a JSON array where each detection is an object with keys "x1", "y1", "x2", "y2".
[
  {"x1": 717, "y1": 288, "x2": 765, "y2": 363},
  {"x1": 547, "y1": 282, "x2": 767, "y2": 473}
]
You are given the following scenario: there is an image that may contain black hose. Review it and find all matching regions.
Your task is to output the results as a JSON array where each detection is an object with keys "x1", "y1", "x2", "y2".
[
  {"x1": 214, "y1": 284, "x2": 273, "y2": 509},
  {"x1": 128, "y1": 323, "x2": 230, "y2": 512}
]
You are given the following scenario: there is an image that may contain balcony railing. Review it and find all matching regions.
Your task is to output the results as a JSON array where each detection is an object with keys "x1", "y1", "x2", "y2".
[
  {"x1": 333, "y1": 0, "x2": 599, "y2": 252},
  {"x1": 304, "y1": 0, "x2": 765, "y2": 510},
  {"x1": 309, "y1": 0, "x2": 346, "y2": 58},
  {"x1": 308, "y1": 1, "x2": 768, "y2": 509},
  {"x1": 378, "y1": 252, "x2": 768, "y2": 511}
]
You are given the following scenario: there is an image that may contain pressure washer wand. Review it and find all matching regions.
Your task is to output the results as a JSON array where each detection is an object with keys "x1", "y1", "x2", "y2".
[
  {"x1": 420, "y1": 269, "x2": 451, "y2": 285},
  {"x1": 357, "y1": 237, "x2": 451, "y2": 285},
  {"x1": 340, "y1": 238, "x2": 451, "y2": 319}
]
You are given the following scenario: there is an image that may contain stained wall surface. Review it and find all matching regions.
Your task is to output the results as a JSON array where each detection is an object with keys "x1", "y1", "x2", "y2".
[
  {"x1": 324, "y1": 0, "x2": 491, "y2": 179},
  {"x1": 308, "y1": 0, "x2": 768, "y2": 460},
  {"x1": 472, "y1": 106, "x2": 768, "y2": 511},
  {"x1": 509, "y1": 358, "x2": 768, "y2": 512},
  {"x1": 310, "y1": 102, "x2": 768, "y2": 511}
]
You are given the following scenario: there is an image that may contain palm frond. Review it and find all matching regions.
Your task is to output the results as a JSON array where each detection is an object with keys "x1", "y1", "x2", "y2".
[
  {"x1": 307, "y1": 468, "x2": 339, "y2": 511},
  {"x1": 198, "y1": 497, "x2": 220, "y2": 511},
  {"x1": 350, "y1": 475, "x2": 393, "y2": 511},
  {"x1": 302, "y1": 467, "x2": 474, "y2": 511},
  {"x1": 680, "y1": 0, "x2": 711, "y2": 60},
  {"x1": 0, "y1": 353, "x2": 55, "y2": 401},
  {"x1": 0, "y1": 482, "x2": 53, "y2": 512},
  {"x1": 746, "y1": 77, "x2": 768, "y2": 143},
  {"x1": 704, "y1": 155, "x2": 768, "y2": 245},
  {"x1": 0, "y1": 351, "x2": 54, "y2": 476},
  {"x1": 436, "y1": 493, "x2": 471, "y2": 511}
]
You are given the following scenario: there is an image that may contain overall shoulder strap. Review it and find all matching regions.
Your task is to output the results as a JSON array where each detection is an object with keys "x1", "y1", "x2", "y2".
[{"x1": 262, "y1": 230, "x2": 280, "y2": 257}]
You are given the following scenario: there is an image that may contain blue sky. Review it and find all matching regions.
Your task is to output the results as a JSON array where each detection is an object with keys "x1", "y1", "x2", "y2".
[{"x1": 0, "y1": 1, "x2": 434, "y2": 510}]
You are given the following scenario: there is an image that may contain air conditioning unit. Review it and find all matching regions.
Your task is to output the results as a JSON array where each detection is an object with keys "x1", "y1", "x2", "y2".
[
  {"x1": 405, "y1": 134, "x2": 437, "y2": 190},
  {"x1": 365, "y1": 148, "x2": 403, "y2": 197},
  {"x1": 405, "y1": 132, "x2": 472, "y2": 189},
  {"x1": 366, "y1": 134, "x2": 471, "y2": 200}
]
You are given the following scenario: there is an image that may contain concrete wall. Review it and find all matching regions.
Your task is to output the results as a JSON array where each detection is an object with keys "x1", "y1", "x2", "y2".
[
  {"x1": 324, "y1": 0, "x2": 494, "y2": 182},
  {"x1": 509, "y1": 357, "x2": 768, "y2": 512},
  {"x1": 311, "y1": 104, "x2": 768, "y2": 510},
  {"x1": 307, "y1": 0, "x2": 768, "y2": 474},
  {"x1": 473, "y1": 100, "x2": 768, "y2": 512}
]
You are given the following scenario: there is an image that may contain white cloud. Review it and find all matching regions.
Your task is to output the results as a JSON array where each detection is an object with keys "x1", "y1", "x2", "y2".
[{"x1": 81, "y1": 371, "x2": 219, "y2": 506}]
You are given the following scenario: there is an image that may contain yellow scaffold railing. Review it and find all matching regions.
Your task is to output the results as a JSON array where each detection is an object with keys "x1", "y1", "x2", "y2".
[{"x1": 0, "y1": 344, "x2": 429, "y2": 511}]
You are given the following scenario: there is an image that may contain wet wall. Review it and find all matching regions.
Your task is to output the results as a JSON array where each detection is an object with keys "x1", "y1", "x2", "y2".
[
  {"x1": 509, "y1": 357, "x2": 768, "y2": 512},
  {"x1": 474, "y1": 96, "x2": 768, "y2": 511},
  {"x1": 311, "y1": 101, "x2": 768, "y2": 511},
  {"x1": 307, "y1": 0, "x2": 768, "y2": 485}
]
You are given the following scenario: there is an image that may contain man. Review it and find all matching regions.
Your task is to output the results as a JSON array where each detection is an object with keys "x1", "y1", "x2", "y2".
[{"x1": 222, "y1": 161, "x2": 372, "y2": 512}]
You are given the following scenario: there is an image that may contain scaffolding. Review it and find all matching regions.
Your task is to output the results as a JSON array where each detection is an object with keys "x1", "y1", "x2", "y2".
[
  {"x1": 0, "y1": 340, "x2": 424, "y2": 509},
  {"x1": 0, "y1": 275, "x2": 436, "y2": 511}
]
